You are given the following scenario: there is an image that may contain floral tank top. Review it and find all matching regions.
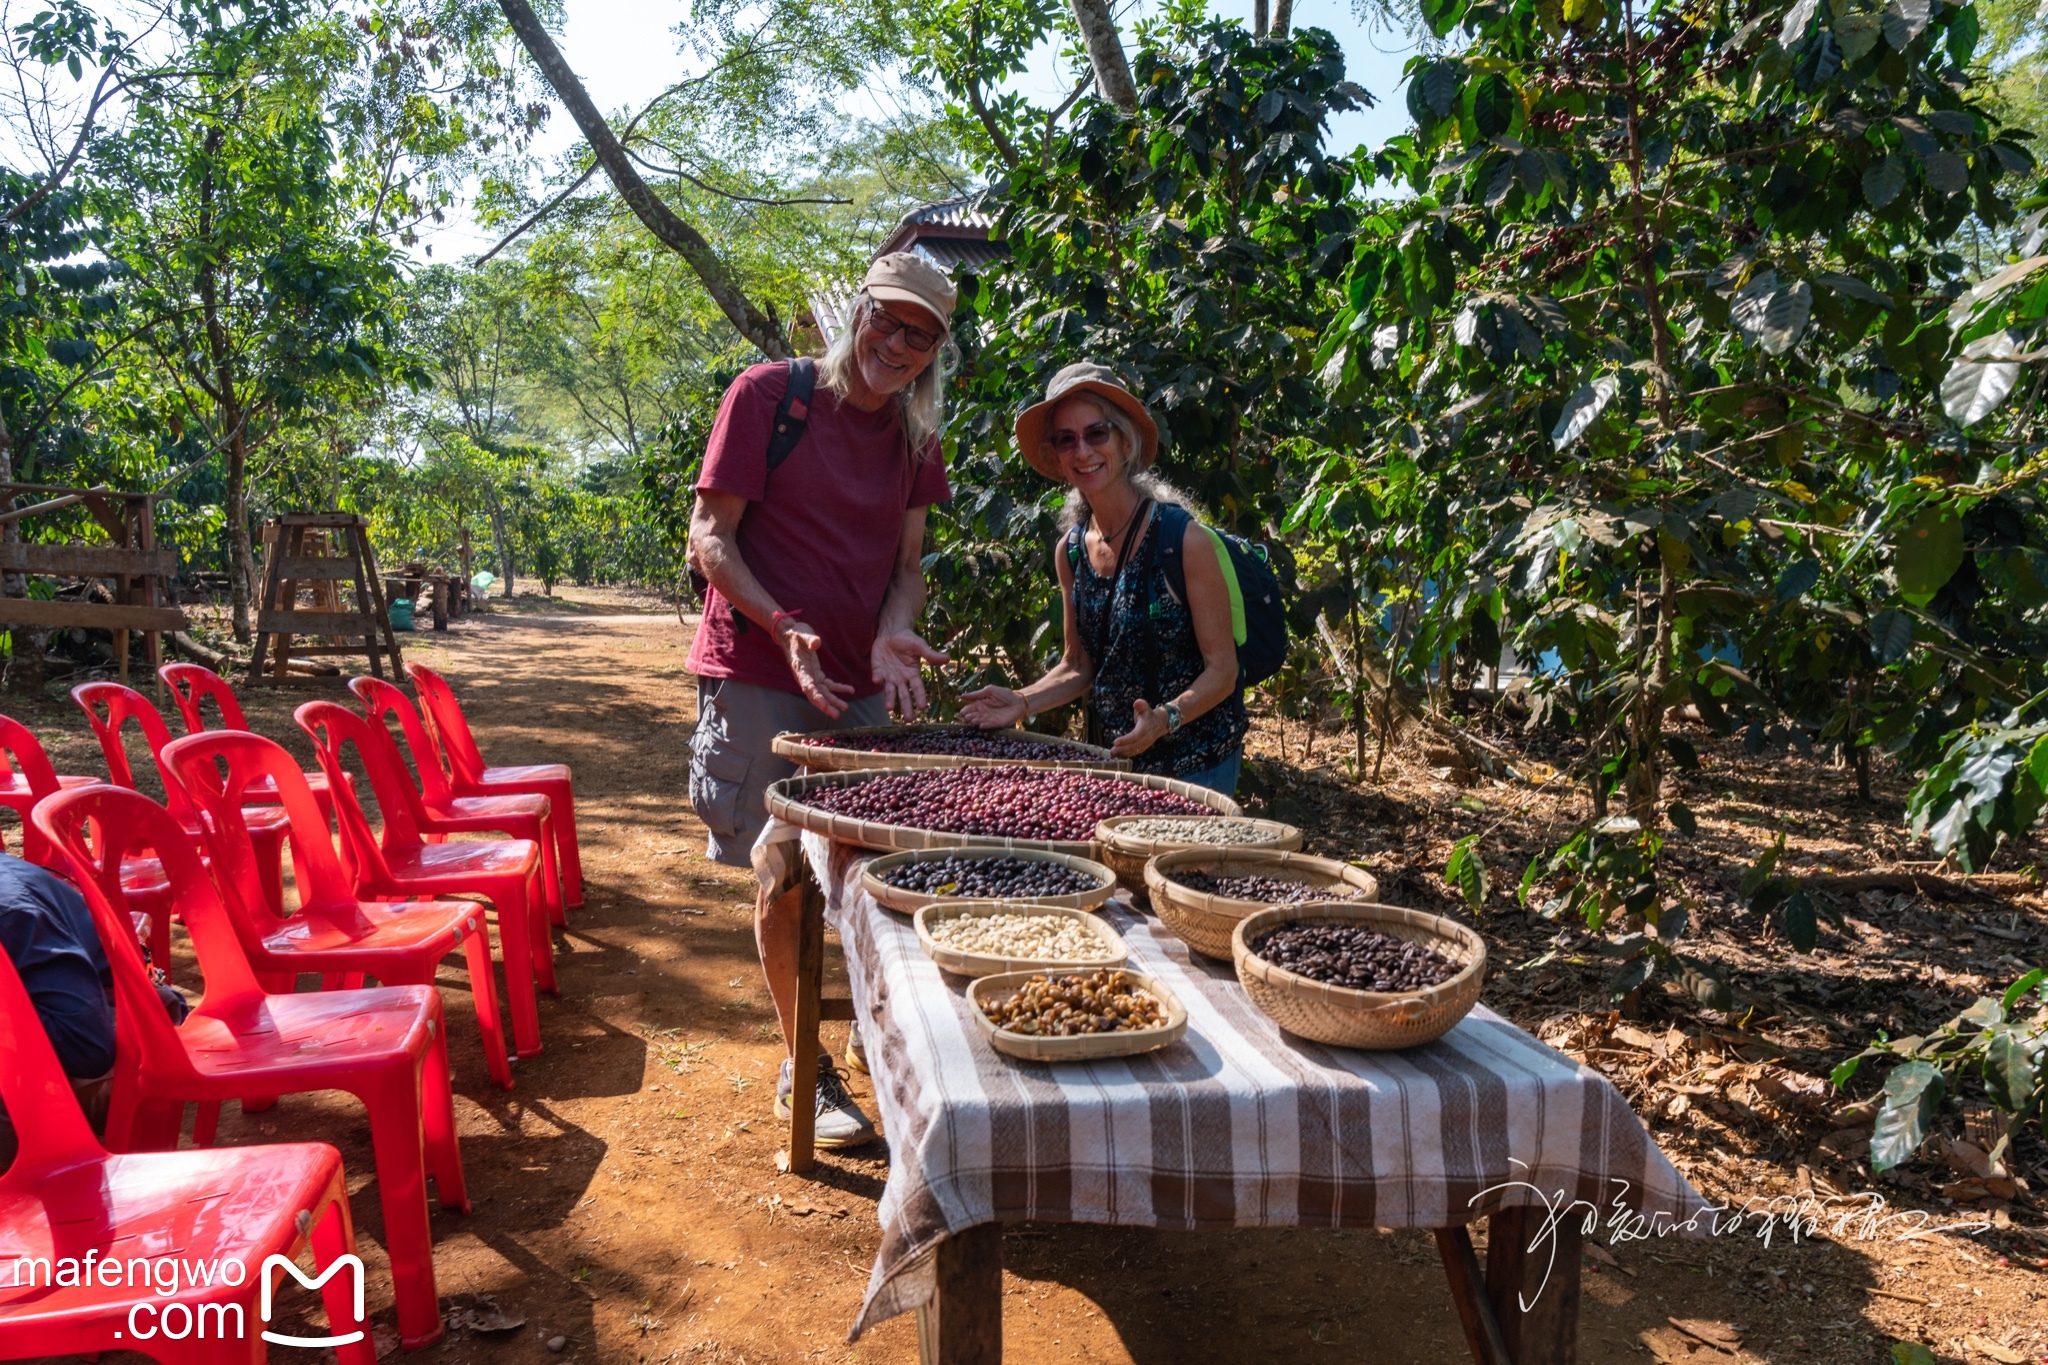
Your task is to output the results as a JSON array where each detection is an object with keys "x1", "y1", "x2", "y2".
[{"x1": 1070, "y1": 509, "x2": 1249, "y2": 779}]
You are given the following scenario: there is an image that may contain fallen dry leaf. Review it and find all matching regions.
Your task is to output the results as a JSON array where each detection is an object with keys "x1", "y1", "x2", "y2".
[
  {"x1": 450, "y1": 1302, "x2": 525, "y2": 1335},
  {"x1": 1964, "y1": 1335, "x2": 2026, "y2": 1364},
  {"x1": 1640, "y1": 1327, "x2": 1698, "y2": 1362},
  {"x1": 1667, "y1": 1318, "x2": 1743, "y2": 1354}
]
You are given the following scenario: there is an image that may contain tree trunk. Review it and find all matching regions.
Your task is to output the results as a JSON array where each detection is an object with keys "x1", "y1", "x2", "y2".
[
  {"x1": 1628, "y1": 562, "x2": 1676, "y2": 824},
  {"x1": 1271, "y1": 0, "x2": 1294, "y2": 36},
  {"x1": 1069, "y1": 0, "x2": 1139, "y2": 112},
  {"x1": 0, "y1": 414, "x2": 45, "y2": 690},
  {"x1": 489, "y1": 498, "x2": 515, "y2": 598},
  {"x1": 1254, "y1": 0, "x2": 1269, "y2": 36},
  {"x1": 496, "y1": 0, "x2": 792, "y2": 359},
  {"x1": 226, "y1": 425, "x2": 252, "y2": 641},
  {"x1": 194, "y1": 128, "x2": 253, "y2": 642}
]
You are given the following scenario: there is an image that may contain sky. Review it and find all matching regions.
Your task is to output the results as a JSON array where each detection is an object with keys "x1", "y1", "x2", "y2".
[{"x1": 414, "y1": 0, "x2": 1423, "y2": 261}]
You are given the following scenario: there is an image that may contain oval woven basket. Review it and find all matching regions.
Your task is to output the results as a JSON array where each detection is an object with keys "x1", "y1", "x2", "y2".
[
  {"x1": 1093, "y1": 814, "x2": 1302, "y2": 898},
  {"x1": 1145, "y1": 849, "x2": 1381, "y2": 960},
  {"x1": 771, "y1": 724, "x2": 1126, "y2": 772},
  {"x1": 764, "y1": 766, "x2": 1242, "y2": 855},
  {"x1": 966, "y1": 968, "x2": 1188, "y2": 1061},
  {"x1": 1231, "y1": 902, "x2": 1486, "y2": 1050},
  {"x1": 862, "y1": 848, "x2": 1116, "y2": 915},
  {"x1": 914, "y1": 901, "x2": 1128, "y2": 978}
]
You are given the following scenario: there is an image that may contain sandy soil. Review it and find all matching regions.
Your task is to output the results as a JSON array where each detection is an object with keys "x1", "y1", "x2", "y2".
[{"x1": 13, "y1": 583, "x2": 2044, "y2": 1365}]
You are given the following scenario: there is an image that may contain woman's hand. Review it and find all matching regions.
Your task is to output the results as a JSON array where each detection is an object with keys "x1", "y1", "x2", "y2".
[
  {"x1": 872, "y1": 630, "x2": 949, "y2": 719},
  {"x1": 1110, "y1": 698, "x2": 1170, "y2": 758},
  {"x1": 958, "y1": 685, "x2": 1029, "y2": 729},
  {"x1": 779, "y1": 620, "x2": 856, "y2": 718}
]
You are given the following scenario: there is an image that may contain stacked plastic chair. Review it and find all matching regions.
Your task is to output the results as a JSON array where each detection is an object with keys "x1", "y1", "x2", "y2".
[
  {"x1": 34, "y1": 785, "x2": 465, "y2": 1350},
  {"x1": 0, "y1": 935, "x2": 377, "y2": 1365},
  {"x1": 350, "y1": 675, "x2": 565, "y2": 923},
  {"x1": 158, "y1": 662, "x2": 336, "y2": 817},
  {"x1": 295, "y1": 701, "x2": 553, "y2": 1060},
  {"x1": 407, "y1": 663, "x2": 584, "y2": 909},
  {"x1": 165, "y1": 728, "x2": 514, "y2": 1089}
]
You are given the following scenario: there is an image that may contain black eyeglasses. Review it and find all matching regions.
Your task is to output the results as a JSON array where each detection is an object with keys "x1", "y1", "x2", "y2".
[
  {"x1": 1046, "y1": 422, "x2": 1117, "y2": 455},
  {"x1": 865, "y1": 309, "x2": 942, "y2": 353}
]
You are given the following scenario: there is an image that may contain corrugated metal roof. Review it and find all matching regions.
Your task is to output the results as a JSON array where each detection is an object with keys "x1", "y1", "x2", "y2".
[{"x1": 805, "y1": 196, "x2": 1007, "y2": 343}]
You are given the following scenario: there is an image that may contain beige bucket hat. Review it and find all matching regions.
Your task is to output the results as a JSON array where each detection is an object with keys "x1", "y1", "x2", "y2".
[
  {"x1": 1014, "y1": 362, "x2": 1160, "y2": 481},
  {"x1": 864, "y1": 252, "x2": 956, "y2": 328}
]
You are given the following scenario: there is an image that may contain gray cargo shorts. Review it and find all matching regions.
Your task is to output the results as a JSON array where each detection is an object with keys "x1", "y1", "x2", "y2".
[{"x1": 689, "y1": 676, "x2": 888, "y2": 867}]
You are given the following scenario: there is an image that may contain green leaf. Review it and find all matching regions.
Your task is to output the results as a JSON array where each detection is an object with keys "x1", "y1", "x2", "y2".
[
  {"x1": 1983, "y1": 1025, "x2": 2044, "y2": 1115},
  {"x1": 1783, "y1": 889, "x2": 1818, "y2": 952},
  {"x1": 1664, "y1": 736, "x2": 1700, "y2": 771},
  {"x1": 1870, "y1": 1060, "x2": 1945, "y2": 1171},
  {"x1": 1445, "y1": 834, "x2": 1490, "y2": 911},
  {"x1": 1891, "y1": 1343, "x2": 1938, "y2": 1365},
  {"x1": 1864, "y1": 155, "x2": 1908, "y2": 208},
  {"x1": 1833, "y1": 9, "x2": 1882, "y2": 61},
  {"x1": 2002, "y1": 968, "x2": 2045, "y2": 1016},
  {"x1": 1943, "y1": 343, "x2": 2023, "y2": 426},
  {"x1": 1551, "y1": 375, "x2": 1617, "y2": 450},
  {"x1": 1422, "y1": 61, "x2": 1460, "y2": 118},
  {"x1": 1921, "y1": 151, "x2": 1969, "y2": 197},
  {"x1": 1882, "y1": 0, "x2": 1929, "y2": 49},
  {"x1": 1610, "y1": 952, "x2": 1656, "y2": 999},
  {"x1": 1675, "y1": 955, "x2": 1733, "y2": 1010},
  {"x1": 1775, "y1": 557, "x2": 1822, "y2": 601},
  {"x1": 1667, "y1": 798, "x2": 1698, "y2": 836},
  {"x1": 1892, "y1": 505, "x2": 1965, "y2": 600},
  {"x1": 1869, "y1": 608, "x2": 1914, "y2": 662},
  {"x1": 1778, "y1": 0, "x2": 1820, "y2": 47},
  {"x1": 1731, "y1": 272, "x2": 1812, "y2": 353},
  {"x1": 1946, "y1": 4, "x2": 1980, "y2": 63}
]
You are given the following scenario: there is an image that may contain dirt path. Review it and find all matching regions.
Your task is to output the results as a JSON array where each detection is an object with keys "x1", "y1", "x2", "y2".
[{"x1": 28, "y1": 586, "x2": 2041, "y2": 1364}]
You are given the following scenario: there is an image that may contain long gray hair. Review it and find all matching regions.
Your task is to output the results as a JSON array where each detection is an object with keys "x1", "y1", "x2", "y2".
[
  {"x1": 818, "y1": 291, "x2": 959, "y2": 457},
  {"x1": 1051, "y1": 394, "x2": 1198, "y2": 530}
]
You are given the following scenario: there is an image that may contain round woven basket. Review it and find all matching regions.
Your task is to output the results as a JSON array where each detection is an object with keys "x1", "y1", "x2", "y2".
[
  {"x1": 862, "y1": 848, "x2": 1116, "y2": 915},
  {"x1": 1093, "y1": 814, "x2": 1301, "y2": 900},
  {"x1": 1231, "y1": 902, "x2": 1486, "y2": 1050},
  {"x1": 764, "y1": 766, "x2": 1242, "y2": 855},
  {"x1": 1145, "y1": 849, "x2": 1381, "y2": 960},
  {"x1": 771, "y1": 724, "x2": 1125, "y2": 772}
]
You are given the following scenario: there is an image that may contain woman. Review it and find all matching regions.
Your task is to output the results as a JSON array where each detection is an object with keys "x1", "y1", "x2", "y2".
[{"x1": 960, "y1": 363, "x2": 1248, "y2": 794}]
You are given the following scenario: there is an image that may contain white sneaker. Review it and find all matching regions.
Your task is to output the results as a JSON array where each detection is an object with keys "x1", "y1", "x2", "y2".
[{"x1": 775, "y1": 1056, "x2": 878, "y2": 1149}]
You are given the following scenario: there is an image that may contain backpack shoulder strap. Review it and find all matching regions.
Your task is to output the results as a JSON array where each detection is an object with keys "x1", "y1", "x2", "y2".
[
  {"x1": 1151, "y1": 502, "x2": 1194, "y2": 604},
  {"x1": 764, "y1": 356, "x2": 816, "y2": 474},
  {"x1": 1065, "y1": 521, "x2": 1086, "y2": 572}
]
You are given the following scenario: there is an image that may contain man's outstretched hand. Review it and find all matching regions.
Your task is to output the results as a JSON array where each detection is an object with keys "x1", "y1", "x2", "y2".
[
  {"x1": 780, "y1": 621, "x2": 855, "y2": 718},
  {"x1": 872, "y1": 630, "x2": 949, "y2": 719}
]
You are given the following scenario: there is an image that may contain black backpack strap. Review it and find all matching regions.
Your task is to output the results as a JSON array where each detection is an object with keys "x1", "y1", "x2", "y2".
[
  {"x1": 765, "y1": 356, "x2": 815, "y2": 474},
  {"x1": 1151, "y1": 502, "x2": 1192, "y2": 606}
]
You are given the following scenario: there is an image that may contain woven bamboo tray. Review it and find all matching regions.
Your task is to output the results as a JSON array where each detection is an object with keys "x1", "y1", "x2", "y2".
[
  {"x1": 772, "y1": 724, "x2": 1125, "y2": 772},
  {"x1": 862, "y1": 848, "x2": 1116, "y2": 915},
  {"x1": 1093, "y1": 814, "x2": 1302, "y2": 898},
  {"x1": 764, "y1": 766, "x2": 1242, "y2": 855},
  {"x1": 914, "y1": 901, "x2": 1128, "y2": 977},
  {"x1": 1232, "y1": 902, "x2": 1485, "y2": 1050},
  {"x1": 1145, "y1": 849, "x2": 1382, "y2": 960},
  {"x1": 966, "y1": 968, "x2": 1188, "y2": 1061}
]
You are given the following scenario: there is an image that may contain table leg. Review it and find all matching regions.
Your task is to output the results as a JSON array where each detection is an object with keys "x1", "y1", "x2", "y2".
[
  {"x1": 1434, "y1": 1226, "x2": 1512, "y2": 1365},
  {"x1": 916, "y1": 1223, "x2": 1002, "y2": 1365},
  {"x1": 786, "y1": 871, "x2": 826, "y2": 1173},
  {"x1": 1485, "y1": 1205, "x2": 1582, "y2": 1365}
]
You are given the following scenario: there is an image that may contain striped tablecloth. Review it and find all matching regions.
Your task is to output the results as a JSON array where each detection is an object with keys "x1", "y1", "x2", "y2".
[{"x1": 803, "y1": 833, "x2": 1713, "y2": 1339}]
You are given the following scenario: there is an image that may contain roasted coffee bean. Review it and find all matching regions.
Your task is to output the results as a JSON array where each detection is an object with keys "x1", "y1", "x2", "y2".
[
  {"x1": 879, "y1": 854, "x2": 1105, "y2": 899},
  {"x1": 1247, "y1": 923, "x2": 1463, "y2": 992},
  {"x1": 802, "y1": 767, "x2": 1208, "y2": 842},
  {"x1": 797, "y1": 729, "x2": 1098, "y2": 762},
  {"x1": 980, "y1": 969, "x2": 1165, "y2": 1036},
  {"x1": 1169, "y1": 871, "x2": 1363, "y2": 904}
]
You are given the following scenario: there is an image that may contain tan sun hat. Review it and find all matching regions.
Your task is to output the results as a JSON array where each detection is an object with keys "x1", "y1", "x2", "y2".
[
  {"x1": 1014, "y1": 362, "x2": 1160, "y2": 481},
  {"x1": 864, "y1": 252, "x2": 956, "y2": 328}
]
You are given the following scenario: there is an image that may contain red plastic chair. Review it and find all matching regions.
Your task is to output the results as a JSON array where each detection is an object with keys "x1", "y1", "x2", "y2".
[
  {"x1": 0, "y1": 713, "x2": 93, "y2": 831},
  {"x1": 296, "y1": 700, "x2": 553, "y2": 1060},
  {"x1": 165, "y1": 728, "x2": 514, "y2": 1090},
  {"x1": 0, "y1": 937, "x2": 376, "y2": 1365},
  {"x1": 351, "y1": 675, "x2": 565, "y2": 924},
  {"x1": 407, "y1": 662, "x2": 583, "y2": 909},
  {"x1": 159, "y1": 662, "x2": 335, "y2": 815},
  {"x1": 33, "y1": 784, "x2": 466, "y2": 1350},
  {"x1": 71, "y1": 682, "x2": 291, "y2": 919}
]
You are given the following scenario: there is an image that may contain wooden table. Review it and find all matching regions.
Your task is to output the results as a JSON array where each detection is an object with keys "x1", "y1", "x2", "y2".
[{"x1": 778, "y1": 837, "x2": 1700, "y2": 1365}]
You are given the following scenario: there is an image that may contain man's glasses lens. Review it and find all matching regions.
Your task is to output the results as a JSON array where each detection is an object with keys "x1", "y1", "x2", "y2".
[
  {"x1": 1049, "y1": 423, "x2": 1116, "y2": 454},
  {"x1": 868, "y1": 311, "x2": 940, "y2": 352}
]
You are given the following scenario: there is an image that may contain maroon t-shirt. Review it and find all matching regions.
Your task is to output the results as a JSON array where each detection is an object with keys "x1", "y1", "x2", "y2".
[{"x1": 686, "y1": 362, "x2": 950, "y2": 700}]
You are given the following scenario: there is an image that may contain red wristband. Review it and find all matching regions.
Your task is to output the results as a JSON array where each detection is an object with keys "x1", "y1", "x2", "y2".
[{"x1": 771, "y1": 609, "x2": 802, "y2": 633}]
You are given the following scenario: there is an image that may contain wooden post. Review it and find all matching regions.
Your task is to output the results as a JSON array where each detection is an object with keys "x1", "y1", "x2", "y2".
[
  {"x1": 431, "y1": 575, "x2": 448, "y2": 630},
  {"x1": 786, "y1": 871, "x2": 826, "y2": 1173},
  {"x1": 139, "y1": 496, "x2": 163, "y2": 677},
  {"x1": 1434, "y1": 1226, "x2": 1512, "y2": 1365},
  {"x1": 916, "y1": 1224, "x2": 1002, "y2": 1365},
  {"x1": 1486, "y1": 1205, "x2": 1582, "y2": 1365}
]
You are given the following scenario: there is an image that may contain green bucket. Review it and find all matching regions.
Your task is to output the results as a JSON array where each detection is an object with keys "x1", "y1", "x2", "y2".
[{"x1": 388, "y1": 599, "x2": 416, "y2": 632}]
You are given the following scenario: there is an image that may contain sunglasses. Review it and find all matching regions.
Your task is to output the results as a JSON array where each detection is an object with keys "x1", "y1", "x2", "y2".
[
  {"x1": 865, "y1": 308, "x2": 943, "y2": 353},
  {"x1": 1046, "y1": 422, "x2": 1119, "y2": 455}
]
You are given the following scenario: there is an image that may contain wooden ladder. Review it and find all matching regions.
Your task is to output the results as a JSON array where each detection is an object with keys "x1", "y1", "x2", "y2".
[{"x1": 247, "y1": 513, "x2": 403, "y2": 683}]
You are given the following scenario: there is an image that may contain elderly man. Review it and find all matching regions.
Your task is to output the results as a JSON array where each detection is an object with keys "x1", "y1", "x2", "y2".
[{"x1": 686, "y1": 251, "x2": 955, "y2": 1148}]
